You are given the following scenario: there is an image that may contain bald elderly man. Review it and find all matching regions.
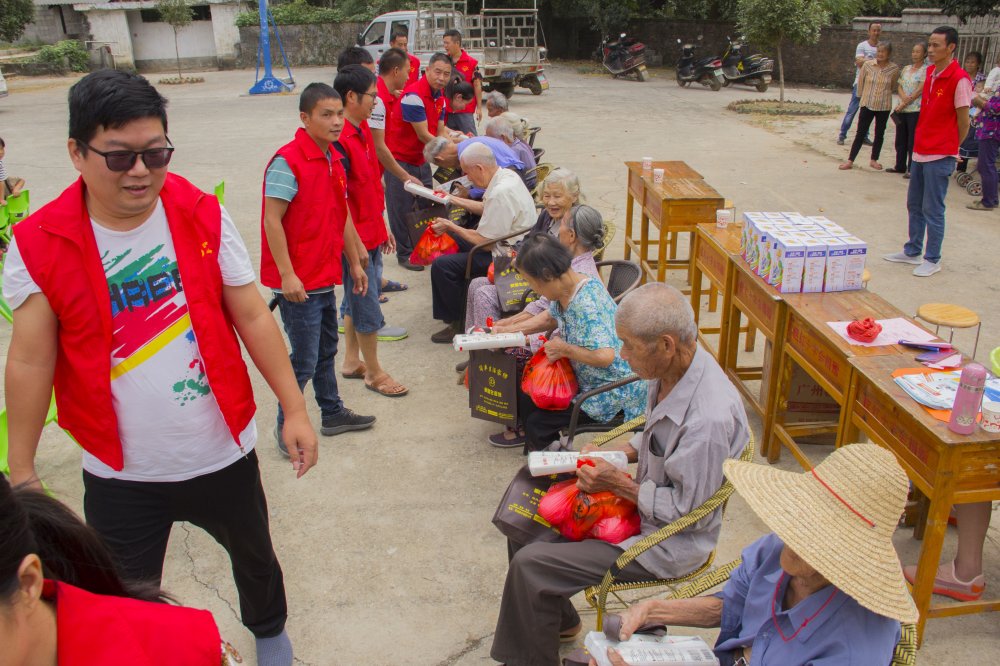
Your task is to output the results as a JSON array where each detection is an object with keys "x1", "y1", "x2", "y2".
[
  {"x1": 490, "y1": 283, "x2": 751, "y2": 666},
  {"x1": 428, "y1": 142, "x2": 536, "y2": 343}
]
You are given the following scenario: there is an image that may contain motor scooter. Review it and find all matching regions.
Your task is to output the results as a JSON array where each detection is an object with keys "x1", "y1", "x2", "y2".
[
  {"x1": 675, "y1": 38, "x2": 723, "y2": 91},
  {"x1": 720, "y1": 36, "x2": 773, "y2": 92},
  {"x1": 598, "y1": 33, "x2": 648, "y2": 82}
]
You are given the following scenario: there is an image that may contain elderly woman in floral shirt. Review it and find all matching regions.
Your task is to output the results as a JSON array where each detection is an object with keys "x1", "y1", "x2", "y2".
[{"x1": 968, "y1": 88, "x2": 1000, "y2": 211}]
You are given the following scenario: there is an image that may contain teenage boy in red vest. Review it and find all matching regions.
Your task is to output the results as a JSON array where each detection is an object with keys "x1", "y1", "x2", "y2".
[
  {"x1": 390, "y1": 28, "x2": 422, "y2": 86},
  {"x1": 385, "y1": 52, "x2": 453, "y2": 270},
  {"x1": 372, "y1": 48, "x2": 419, "y2": 186},
  {"x1": 3, "y1": 70, "x2": 314, "y2": 666},
  {"x1": 261, "y1": 83, "x2": 376, "y2": 456},
  {"x1": 443, "y1": 28, "x2": 483, "y2": 136},
  {"x1": 884, "y1": 25, "x2": 971, "y2": 278},
  {"x1": 333, "y1": 65, "x2": 409, "y2": 397}
]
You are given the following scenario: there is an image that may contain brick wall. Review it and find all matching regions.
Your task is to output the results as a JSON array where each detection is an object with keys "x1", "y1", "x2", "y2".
[{"x1": 236, "y1": 22, "x2": 365, "y2": 68}]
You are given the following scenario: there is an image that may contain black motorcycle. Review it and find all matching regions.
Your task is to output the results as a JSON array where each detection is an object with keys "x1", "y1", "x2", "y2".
[
  {"x1": 598, "y1": 33, "x2": 648, "y2": 82},
  {"x1": 675, "y1": 38, "x2": 723, "y2": 91},
  {"x1": 720, "y1": 36, "x2": 773, "y2": 92}
]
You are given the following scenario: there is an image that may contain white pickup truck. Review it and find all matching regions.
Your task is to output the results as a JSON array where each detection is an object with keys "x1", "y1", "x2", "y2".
[{"x1": 357, "y1": 1, "x2": 548, "y2": 98}]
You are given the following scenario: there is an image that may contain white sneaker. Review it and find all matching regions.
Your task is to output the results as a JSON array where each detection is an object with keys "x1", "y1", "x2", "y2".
[
  {"x1": 913, "y1": 260, "x2": 941, "y2": 277},
  {"x1": 883, "y1": 252, "x2": 922, "y2": 265}
]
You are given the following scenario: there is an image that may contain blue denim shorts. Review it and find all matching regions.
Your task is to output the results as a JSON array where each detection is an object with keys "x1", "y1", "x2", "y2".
[{"x1": 340, "y1": 249, "x2": 385, "y2": 334}]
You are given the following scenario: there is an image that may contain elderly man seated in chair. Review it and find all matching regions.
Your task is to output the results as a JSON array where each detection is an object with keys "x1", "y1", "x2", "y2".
[
  {"x1": 428, "y1": 142, "x2": 536, "y2": 343},
  {"x1": 424, "y1": 134, "x2": 527, "y2": 201},
  {"x1": 597, "y1": 443, "x2": 917, "y2": 666},
  {"x1": 491, "y1": 283, "x2": 750, "y2": 666}
]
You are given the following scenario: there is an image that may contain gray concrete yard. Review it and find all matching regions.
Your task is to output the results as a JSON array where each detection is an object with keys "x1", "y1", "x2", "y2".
[{"x1": 1, "y1": 62, "x2": 998, "y2": 664}]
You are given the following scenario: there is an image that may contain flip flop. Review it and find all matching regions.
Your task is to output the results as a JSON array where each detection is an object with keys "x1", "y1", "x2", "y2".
[
  {"x1": 382, "y1": 280, "x2": 408, "y2": 293},
  {"x1": 365, "y1": 375, "x2": 409, "y2": 397},
  {"x1": 379, "y1": 295, "x2": 389, "y2": 303},
  {"x1": 341, "y1": 364, "x2": 367, "y2": 379}
]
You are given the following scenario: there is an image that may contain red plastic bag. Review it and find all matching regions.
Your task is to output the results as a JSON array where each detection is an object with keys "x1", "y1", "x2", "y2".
[
  {"x1": 521, "y1": 345, "x2": 578, "y2": 411},
  {"x1": 538, "y1": 478, "x2": 641, "y2": 544},
  {"x1": 409, "y1": 227, "x2": 459, "y2": 266},
  {"x1": 487, "y1": 261, "x2": 495, "y2": 283}
]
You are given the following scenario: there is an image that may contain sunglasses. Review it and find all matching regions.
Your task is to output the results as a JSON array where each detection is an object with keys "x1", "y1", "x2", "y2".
[{"x1": 78, "y1": 138, "x2": 175, "y2": 172}]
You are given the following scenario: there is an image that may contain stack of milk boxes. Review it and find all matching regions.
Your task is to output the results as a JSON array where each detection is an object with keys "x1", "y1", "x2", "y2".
[{"x1": 739, "y1": 212, "x2": 867, "y2": 293}]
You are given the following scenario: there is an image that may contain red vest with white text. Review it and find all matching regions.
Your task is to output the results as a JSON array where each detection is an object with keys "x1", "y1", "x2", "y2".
[
  {"x1": 914, "y1": 59, "x2": 971, "y2": 156},
  {"x1": 12, "y1": 175, "x2": 256, "y2": 471},
  {"x1": 260, "y1": 127, "x2": 348, "y2": 289}
]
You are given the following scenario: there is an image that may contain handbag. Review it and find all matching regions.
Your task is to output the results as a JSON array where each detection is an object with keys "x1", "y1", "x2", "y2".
[
  {"x1": 492, "y1": 464, "x2": 571, "y2": 546},
  {"x1": 493, "y1": 254, "x2": 536, "y2": 314}
]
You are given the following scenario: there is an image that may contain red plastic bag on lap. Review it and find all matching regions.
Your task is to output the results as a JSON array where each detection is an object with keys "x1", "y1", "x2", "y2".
[
  {"x1": 487, "y1": 261, "x2": 495, "y2": 283},
  {"x1": 521, "y1": 346, "x2": 578, "y2": 411},
  {"x1": 409, "y1": 227, "x2": 459, "y2": 266},
  {"x1": 538, "y1": 479, "x2": 641, "y2": 544}
]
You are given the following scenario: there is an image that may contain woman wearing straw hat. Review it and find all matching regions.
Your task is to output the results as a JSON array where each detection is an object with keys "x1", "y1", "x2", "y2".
[{"x1": 600, "y1": 444, "x2": 918, "y2": 666}]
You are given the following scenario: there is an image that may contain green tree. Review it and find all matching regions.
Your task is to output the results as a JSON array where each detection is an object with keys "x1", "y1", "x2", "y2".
[
  {"x1": 0, "y1": 0, "x2": 35, "y2": 43},
  {"x1": 155, "y1": 0, "x2": 194, "y2": 79},
  {"x1": 737, "y1": 0, "x2": 830, "y2": 105},
  {"x1": 938, "y1": 0, "x2": 1000, "y2": 19}
]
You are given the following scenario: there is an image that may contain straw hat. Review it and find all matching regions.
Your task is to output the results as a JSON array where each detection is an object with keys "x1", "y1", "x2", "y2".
[{"x1": 723, "y1": 443, "x2": 918, "y2": 623}]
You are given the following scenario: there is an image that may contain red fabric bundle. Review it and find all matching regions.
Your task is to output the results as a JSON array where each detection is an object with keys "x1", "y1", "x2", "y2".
[
  {"x1": 521, "y1": 346, "x2": 578, "y2": 410},
  {"x1": 537, "y1": 478, "x2": 641, "y2": 544},
  {"x1": 409, "y1": 227, "x2": 459, "y2": 266},
  {"x1": 846, "y1": 317, "x2": 882, "y2": 343}
]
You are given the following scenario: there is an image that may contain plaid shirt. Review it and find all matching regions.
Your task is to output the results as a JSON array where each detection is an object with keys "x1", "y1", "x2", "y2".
[{"x1": 858, "y1": 60, "x2": 900, "y2": 111}]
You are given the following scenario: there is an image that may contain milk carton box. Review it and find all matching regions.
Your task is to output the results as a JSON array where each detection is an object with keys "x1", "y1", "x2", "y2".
[
  {"x1": 771, "y1": 235, "x2": 806, "y2": 293},
  {"x1": 839, "y1": 235, "x2": 868, "y2": 290},
  {"x1": 801, "y1": 238, "x2": 828, "y2": 293},
  {"x1": 823, "y1": 238, "x2": 849, "y2": 292},
  {"x1": 741, "y1": 214, "x2": 763, "y2": 259},
  {"x1": 784, "y1": 214, "x2": 810, "y2": 226},
  {"x1": 754, "y1": 224, "x2": 778, "y2": 276},
  {"x1": 764, "y1": 211, "x2": 787, "y2": 221},
  {"x1": 766, "y1": 233, "x2": 788, "y2": 285},
  {"x1": 807, "y1": 216, "x2": 835, "y2": 225}
]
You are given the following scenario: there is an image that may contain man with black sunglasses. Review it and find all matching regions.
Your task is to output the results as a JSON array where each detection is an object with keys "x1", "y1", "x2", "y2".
[{"x1": 2, "y1": 69, "x2": 316, "y2": 666}]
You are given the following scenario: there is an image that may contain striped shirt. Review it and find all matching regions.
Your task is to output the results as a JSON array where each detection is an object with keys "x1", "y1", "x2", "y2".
[{"x1": 858, "y1": 60, "x2": 900, "y2": 112}]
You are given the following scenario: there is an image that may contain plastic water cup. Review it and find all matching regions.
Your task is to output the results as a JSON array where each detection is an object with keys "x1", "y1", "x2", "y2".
[
  {"x1": 642, "y1": 157, "x2": 653, "y2": 171},
  {"x1": 652, "y1": 168, "x2": 664, "y2": 184},
  {"x1": 981, "y1": 401, "x2": 1000, "y2": 433},
  {"x1": 717, "y1": 208, "x2": 734, "y2": 228}
]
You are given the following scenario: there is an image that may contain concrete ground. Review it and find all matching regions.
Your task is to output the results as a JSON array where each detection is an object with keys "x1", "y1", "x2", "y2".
[{"x1": 1, "y1": 62, "x2": 998, "y2": 664}]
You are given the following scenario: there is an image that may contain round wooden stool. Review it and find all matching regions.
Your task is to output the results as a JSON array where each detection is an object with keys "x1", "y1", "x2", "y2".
[
  {"x1": 862, "y1": 268, "x2": 871, "y2": 288},
  {"x1": 915, "y1": 303, "x2": 982, "y2": 358}
]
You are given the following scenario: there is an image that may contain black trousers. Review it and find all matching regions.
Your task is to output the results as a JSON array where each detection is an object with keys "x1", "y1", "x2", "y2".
[
  {"x1": 83, "y1": 450, "x2": 287, "y2": 638},
  {"x1": 517, "y1": 385, "x2": 598, "y2": 454},
  {"x1": 431, "y1": 236, "x2": 492, "y2": 323},
  {"x1": 893, "y1": 110, "x2": 920, "y2": 172},
  {"x1": 849, "y1": 107, "x2": 890, "y2": 162}
]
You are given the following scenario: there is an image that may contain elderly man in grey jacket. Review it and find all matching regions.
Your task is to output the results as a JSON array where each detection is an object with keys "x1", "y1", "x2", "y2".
[{"x1": 490, "y1": 282, "x2": 750, "y2": 666}]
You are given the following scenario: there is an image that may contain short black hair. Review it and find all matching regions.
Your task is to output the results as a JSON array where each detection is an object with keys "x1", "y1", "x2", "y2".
[
  {"x1": 300, "y1": 82, "x2": 341, "y2": 114},
  {"x1": 390, "y1": 28, "x2": 408, "y2": 42},
  {"x1": 931, "y1": 25, "x2": 959, "y2": 49},
  {"x1": 428, "y1": 52, "x2": 452, "y2": 69},
  {"x1": 514, "y1": 233, "x2": 572, "y2": 282},
  {"x1": 379, "y1": 47, "x2": 409, "y2": 75},
  {"x1": 69, "y1": 70, "x2": 168, "y2": 147},
  {"x1": 443, "y1": 28, "x2": 462, "y2": 44},
  {"x1": 966, "y1": 50, "x2": 983, "y2": 67},
  {"x1": 334, "y1": 64, "x2": 377, "y2": 103},
  {"x1": 0, "y1": 137, "x2": 5, "y2": 148},
  {"x1": 446, "y1": 78, "x2": 474, "y2": 100},
  {"x1": 337, "y1": 46, "x2": 375, "y2": 70}
]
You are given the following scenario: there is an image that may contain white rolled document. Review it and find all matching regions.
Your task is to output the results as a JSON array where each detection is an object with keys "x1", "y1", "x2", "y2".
[
  {"x1": 452, "y1": 331, "x2": 527, "y2": 352},
  {"x1": 528, "y1": 450, "x2": 630, "y2": 476},
  {"x1": 404, "y1": 180, "x2": 451, "y2": 204}
]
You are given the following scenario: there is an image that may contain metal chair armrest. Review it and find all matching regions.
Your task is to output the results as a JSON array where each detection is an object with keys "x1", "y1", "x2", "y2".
[
  {"x1": 464, "y1": 228, "x2": 527, "y2": 280},
  {"x1": 565, "y1": 374, "x2": 643, "y2": 447}
]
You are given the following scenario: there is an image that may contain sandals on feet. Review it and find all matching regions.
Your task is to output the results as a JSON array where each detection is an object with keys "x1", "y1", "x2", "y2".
[
  {"x1": 365, "y1": 374, "x2": 409, "y2": 397},
  {"x1": 341, "y1": 364, "x2": 367, "y2": 379},
  {"x1": 382, "y1": 280, "x2": 408, "y2": 293}
]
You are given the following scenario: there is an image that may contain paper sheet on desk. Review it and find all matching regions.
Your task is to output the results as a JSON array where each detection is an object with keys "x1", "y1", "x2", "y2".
[{"x1": 827, "y1": 318, "x2": 937, "y2": 347}]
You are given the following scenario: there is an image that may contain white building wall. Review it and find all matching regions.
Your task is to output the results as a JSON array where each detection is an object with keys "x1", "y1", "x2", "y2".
[
  {"x1": 84, "y1": 8, "x2": 134, "y2": 69},
  {"x1": 211, "y1": 2, "x2": 240, "y2": 63},
  {"x1": 126, "y1": 9, "x2": 216, "y2": 62}
]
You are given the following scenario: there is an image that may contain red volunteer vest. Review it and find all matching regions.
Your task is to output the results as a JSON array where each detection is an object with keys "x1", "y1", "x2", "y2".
[
  {"x1": 260, "y1": 127, "x2": 348, "y2": 289},
  {"x1": 12, "y1": 175, "x2": 257, "y2": 471},
  {"x1": 407, "y1": 52, "x2": 421, "y2": 84},
  {"x1": 914, "y1": 59, "x2": 971, "y2": 156},
  {"x1": 388, "y1": 76, "x2": 445, "y2": 166},
  {"x1": 449, "y1": 49, "x2": 479, "y2": 115},
  {"x1": 376, "y1": 76, "x2": 400, "y2": 156},
  {"x1": 340, "y1": 119, "x2": 388, "y2": 250},
  {"x1": 44, "y1": 580, "x2": 222, "y2": 666}
]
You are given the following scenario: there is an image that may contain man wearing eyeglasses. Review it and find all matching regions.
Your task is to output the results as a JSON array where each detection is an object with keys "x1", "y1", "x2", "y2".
[{"x1": 2, "y1": 69, "x2": 315, "y2": 666}]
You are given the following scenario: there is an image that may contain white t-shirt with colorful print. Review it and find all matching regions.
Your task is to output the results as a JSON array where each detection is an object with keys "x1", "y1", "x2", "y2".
[{"x1": 2, "y1": 200, "x2": 258, "y2": 482}]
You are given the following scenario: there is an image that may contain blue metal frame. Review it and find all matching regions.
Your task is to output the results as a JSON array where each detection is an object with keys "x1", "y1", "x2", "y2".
[{"x1": 249, "y1": 0, "x2": 295, "y2": 95}]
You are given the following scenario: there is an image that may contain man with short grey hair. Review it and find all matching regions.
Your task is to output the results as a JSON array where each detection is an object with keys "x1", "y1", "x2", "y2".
[
  {"x1": 484, "y1": 90, "x2": 509, "y2": 117},
  {"x1": 490, "y1": 282, "x2": 750, "y2": 666},
  {"x1": 427, "y1": 143, "x2": 535, "y2": 342}
]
